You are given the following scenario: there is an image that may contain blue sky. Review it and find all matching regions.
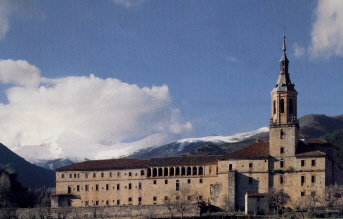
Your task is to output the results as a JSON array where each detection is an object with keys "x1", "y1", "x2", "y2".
[{"x1": 0, "y1": 0, "x2": 342, "y2": 149}]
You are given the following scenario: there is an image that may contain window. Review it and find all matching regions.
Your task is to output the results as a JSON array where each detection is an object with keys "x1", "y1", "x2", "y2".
[
  {"x1": 229, "y1": 164, "x2": 232, "y2": 171},
  {"x1": 165, "y1": 180, "x2": 168, "y2": 184},
  {"x1": 301, "y1": 191, "x2": 305, "y2": 197},
  {"x1": 147, "y1": 168, "x2": 151, "y2": 177},
  {"x1": 109, "y1": 173, "x2": 112, "y2": 177},
  {"x1": 77, "y1": 185, "x2": 80, "y2": 192},
  {"x1": 280, "y1": 147, "x2": 284, "y2": 154},
  {"x1": 249, "y1": 163, "x2": 253, "y2": 168},
  {"x1": 129, "y1": 183, "x2": 131, "y2": 190},
  {"x1": 62, "y1": 174, "x2": 64, "y2": 178},
  {"x1": 153, "y1": 197, "x2": 157, "y2": 201},
  {"x1": 74, "y1": 174, "x2": 76, "y2": 178},
  {"x1": 138, "y1": 197, "x2": 142, "y2": 203},
  {"x1": 106, "y1": 200, "x2": 109, "y2": 205},
  {"x1": 141, "y1": 170, "x2": 144, "y2": 176},
  {"x1": 95, "y1": 201, "x2": 99, "y2": 206},
  {"x1": 188, "y1": 179, "x2": 191, "y2": 184},
  {"x1": 117, "y1": 184, "x2": 120, "y2": 190},
  {"x1": 199, "y1": 179, "x2": 203, "y2": 183},
  {"x1": 289, "y1": 99, "x2": 293, "y2": 114},
  {"x1": 176, "y1": 167, "x2": 180, "y2": 176},
  {"x1": 199, "y1": 166, "x2": 203, "y2": 175},
  {"x1": 153, "y1": 168, "x2": 157, "y2": 177},
  {"x1": 117, "y1": 172, "x2": 120, "y2": 177},
  {"x1": 85, "y1": 185, "x2": 89, "y2": 191},
  {"x1": 170, "y1": 167, "x2": 174, "y2": 176},
  {"x1": 181, "y1": 167, "x2": 186, "y2": 176},
  {"x1": 301, "y1": 175, "x2": 305, "y2": 186},
  {"x1": 69, "y1": 174, "x2": 72, "y2": 178},
  {"x1": 101, "y1": 173, "x2": 104, "y2": 177},
  {"x1": 139, "y1": 183, "x2": 142, "y2": 189},
  {"x1": 117, "y1": 200, "x2": 120, "y2": 205},
  {"x1": 164, "y1": 168, "x2": 169, "y2": 176},
  {"x1": 85, "y1": 201, "x2": 88, "y2": 206},
  {"x1": 106, "y1": 184, "x2": 109, "y2": 191},
  {"x1": 249, "y1": 177, "x2": 252, "y2": 184},
  {"x1": 165, "y1": 196, "x2": 168, "y2": 201},
  {"x1": 312, "y1": 160, "x2": 316, "y2": 166},
  {"x1": 193, "y1": 167, "x2": 197, "y2": 175},
  {"x1": 129, "y1": 172, "x2": 132, "y2": 176},
  {"x1": 93, "y1": 173, "x2": 96, "y2": 178},
  {"x1": 273, "y1": 100, "x2": 276, "y2": 114},
  {"x1": 158, "y1": 168, "x2": 163, "y2": 177},
  {"x1": 153, "y1": 180, "x2": 157, "y2": 185},
  {"x1": 312, "y1": 175, "x2": 315, "y2": 183},
  {"x1": 68, "y1": 186, "x2": 72, "y2": 194},
  {"x1": 280, "y1": 175, "x2": 284, "y2": 185},
  {"x1": 280, "y1": 129, "x2": 284, "y2": 139},
  {"x1": 280, "y1": 99, "x2": 284, "y2": 113},
  {"x1": 85, "y1": 173, "x2": 88, "y2": 178},
  {"x1": 280, "y1": 160, "x2": 284, "y2": 168},
  {"x1": 301, "y1": 160, "x2": 305, "y2": 167},
  {"x1": 176, "y1": 196, "x2": 180, "y2": 200},
  {"x1": 96, "y1": 185, "x2": 99, "y2": 191},
  {"x1": 176, "y1": 180, "x2": 179, "y2": 191},
  {"x1": 128, "y1": 197, "x2": 132, "y2": 202}
]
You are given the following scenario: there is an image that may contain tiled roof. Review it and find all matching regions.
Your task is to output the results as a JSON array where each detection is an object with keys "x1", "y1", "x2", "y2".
[
  {"x1": 295, "y1": 141, "x2": 327, "y2": 158},
  {"x1": 308, "y1": 138, "x2": 337, "y2": 149},
  {"x1": 56, "y1": 159, "x2": 149, "y2": 171},
  {"x1": 220, "y1": 142, "x2": 270, "y2": 160},
  {"x1": 147, "y1": 156, "x2": 220, "y2": 167}
]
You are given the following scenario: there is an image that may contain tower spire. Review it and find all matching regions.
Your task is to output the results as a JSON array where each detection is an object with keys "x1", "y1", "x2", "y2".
[{"x1": 283, "y1": 35, "x2": 286, "y2": 52}]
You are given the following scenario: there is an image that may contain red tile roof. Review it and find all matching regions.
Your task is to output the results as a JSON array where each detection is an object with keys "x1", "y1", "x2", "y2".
[
  {"x1": 147, "y1": 156, "x2": 220, "y2": 167},
  {"x1": 220, "y1": 142, "x2": 270, "y2": 160},
  {"x1": 56, "y1": 159, "x2": 148, "y2": 171}
]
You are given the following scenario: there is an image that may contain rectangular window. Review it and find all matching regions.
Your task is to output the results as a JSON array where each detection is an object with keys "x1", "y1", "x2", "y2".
[
  {"x1": 199, "y1": 179, "x2": 203, "y2": 183},
  {"x1": 117, "y1": 172, "x2": 120, "y2": 177},
  {"x1": 74, "y1": 174, "x2": 77, "y2": 178},
  {"x1": 280, "y1": 160, "x2": 284, "y2": 168},
  {"x1": 301, "y1": 191, "x2": 305, "y2": 197},
  {"x1": 61, "y1": 174, "x2": 64, "y2": 178},
  {"x1": 96, "y1": 185, "x2": 99, "y2": 191},
  {"x1": 85, "y1": 185, "x2": 89, "y2": 191},
  {"x1": 129, "y1": 183, "x2": 132, "y2": 190},
  {"x1": 106, "y1": 200, "x2": 109, "y2": 205},
  {"x1": 301, "y1": 175, "x2": 305, "y2": 186},
  {"x1": 106, "y1": 184, "x2": 109, "y2": 191},
  {"x1": 85, "y1": 173, "x2": 88, "y2": 178},
  {"x1": 138, "y1": 197, "x2": 142, "y2": 204},
  {"x1": 69, "y1": 174, "x2": 72, "y2": 178},
  {"x1": 128, "y1": 197, "x2": 132, "y2": 202},
  {"x1": 312, "y1": 175, "x2": 315, "y2": 183},
  {"x1": 117, "y1": 184, "x2": 120, "y2": 190},
  {"x1": 249, "y1": 177, "x2": 252, "y2": 184},
  {"x1": 141, "y1": 170, "x2": 145, "y2": 176},
  {"x1": 153, "y1": 180, "x2": 157, "y2": 184},
  {"x1": 85, "y1": 201, "x2": 88, "y2": 206},
  {"x1": 129, "y1": 172, "x2": 132, "y2": 176},
  {"x1": 93, "y1": 173, "x2": 96, "y2": 178},
  {"x1": 101, "y1": 173, "x2": 104, "y2": 177},
  {"x1": 229, "y1": 164, "x2": 232, "y2": 171},
  {"x1": 280, "y1": 175, "x2": 284, "y2": 184},
  {"x1": 188, "y1": 179, "x2": 191, "y2": 184},
  {"x1": 139, "y1": 183, "x2": 142, "y2": 189},
  {"x1": 109, "y1": 173, "x2": 112, "y2": 177},
  {"x1": 77, "y1": 185, "x2": 80, "y2": 191},
  {"x1": 312, "y1": 160, "x2": 316, "y2": 166},
  {"x1": 117, "y1": 200, "x2": 120, "y2": 205},
  {"x1": 165, "y1": 180, "x2": 168, "y2": 184},
  {"x1": 165, "y1": 196, "x2": 168, "y2": 201},
  {"x1": 249, "y1": 163, "x2": 253, "y2": 168},
  {"x1": 95, "y1": 201, "x2": 99, "y2": 206},
  {"x1": 280, "y1": 147, "x2": 284, "y2": 154},
  {"x1": 301, "y1": 160, "x2": 305, "y2": 167},
  {"x1": 77, "y1": 174, "x2": 80, "y2": 178},
  {"x1": 153, "y1": 197, "x2": 157, "y2": 201}
]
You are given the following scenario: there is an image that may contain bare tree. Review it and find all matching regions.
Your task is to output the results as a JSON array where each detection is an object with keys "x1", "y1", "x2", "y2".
[{"x1": 267, "y1": 189, "x2": 290, "y2": 216}]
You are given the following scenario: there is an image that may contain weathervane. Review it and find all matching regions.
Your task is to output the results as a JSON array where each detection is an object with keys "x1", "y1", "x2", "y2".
[{"x1": 283, "y1": 25, "x2": 287, "y2": 36}]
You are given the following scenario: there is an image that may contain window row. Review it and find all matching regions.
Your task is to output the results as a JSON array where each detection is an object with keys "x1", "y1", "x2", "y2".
[
  {"x1": 67, "y1": 182, "x2": 142, "y2": 193},
  {"x1": 153, "y1": 178, "x2": 203, "y2": 185},
  {"x1": 273, "y1": 98, "x2": 294, "y2": 114},
  {"x1": 147, "y1": 166, "x2": 216, "y2": 178},
  {"x1": 61, "y1": 170, "x2": 145, "y2": 179}
]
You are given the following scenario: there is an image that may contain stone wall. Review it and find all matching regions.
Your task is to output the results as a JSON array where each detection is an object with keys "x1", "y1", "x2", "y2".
[{"x1": 8, "y1": 204, "x2": 200, "y2": 219}]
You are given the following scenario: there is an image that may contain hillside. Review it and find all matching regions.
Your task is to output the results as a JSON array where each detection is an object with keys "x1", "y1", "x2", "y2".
[
  {"x1": 299, "y1": 114, "x2": 343, "y2": 138},
  {"x1": 0, "y1": 143, "x2": 55, "y2": 189}
]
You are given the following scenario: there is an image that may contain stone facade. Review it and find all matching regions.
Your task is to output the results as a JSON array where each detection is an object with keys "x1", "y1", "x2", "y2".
[{"x1": 53, "y1": 37, "x2": 343, "y2": 213}]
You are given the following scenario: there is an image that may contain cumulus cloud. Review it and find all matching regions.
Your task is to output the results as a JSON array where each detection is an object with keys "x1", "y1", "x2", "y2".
[
  {"x1": 0, "y1": 59, "x2": 41, "y2": 87},
  {"x1": 111, "y1": 0, "x2": 146, "y2": 8},
  {"x1": 309, "y1": 0, "x2": 343, "y2": 59},
  {"x1": 0, "y1": 60, "x2": 192, "y2": 149}
]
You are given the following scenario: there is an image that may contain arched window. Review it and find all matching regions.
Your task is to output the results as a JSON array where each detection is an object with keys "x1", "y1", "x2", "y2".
[
  {"x1": 181, "y1": 167, "x2": 186, "y2": 176},
  {"x1": 170, "y1": 167, "x2": 175, "y2": 176},
  {"x1": 273, "y1": 100, "x2": 276, "y2": 114},
  {"x1": 193, "y1": 167, "x2": 197, "y2": 175},
  {"x1": 280, "y1": 99, "x2": 284, "y2": 113},
  {"x1": 147, "y1": 168, "x2": 151, "y2": 177},
  {"x1": 187, "y1": 167, "x2": 192, "y2": 176},
  {"x1": 176, "y1": 167, "x2": 180, "y2": 176},
  {"x1": 158, "y1": 168, "x2": 163, "y2": 177},
  {"x1": 289, "y1": 99, "x2": 293, "y2": 114},
  {"x1": 164, "y1": 167, "x2": 168, "y2": 177},
  {"x1": 199, "y1": 166, "x2": 203, "y2": 175}
]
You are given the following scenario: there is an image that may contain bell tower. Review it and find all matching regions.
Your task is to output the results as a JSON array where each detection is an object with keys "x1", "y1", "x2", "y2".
[{"x1": 269, "y1": 36, "x2": 299, "y2": 157}]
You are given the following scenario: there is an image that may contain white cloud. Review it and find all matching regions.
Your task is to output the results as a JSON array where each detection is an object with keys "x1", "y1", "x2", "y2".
[
  {"x1": 226, "y1": 56, "x2": 239, "y2": 63},
  {"x1": 111, "y1": 0, "x2": 146, "y2": 8},
  {"x1": 309, "y1": 0, "x2": 343, "y2": 59},
  {"x1": 0, "y1": 60, "x2": 192, "y2": 149},
  {"x1": 0, "y1": 59, "x2": 41, "y2": 87},
  {"x1": 293, "y1": 43, "x2": 306, "y2": 57}
]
